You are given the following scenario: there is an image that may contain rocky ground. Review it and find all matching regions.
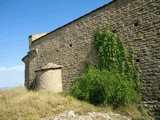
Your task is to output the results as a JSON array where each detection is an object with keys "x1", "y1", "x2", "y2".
[{"x1": 41, "y1": 110, "x2": 132, "y2": 120}]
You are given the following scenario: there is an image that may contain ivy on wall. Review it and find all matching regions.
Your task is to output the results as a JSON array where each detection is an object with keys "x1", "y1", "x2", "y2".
[
  {"x1": 69, "y1": 28, "x2": 142, "y2": 107},
  {"x1": 94, "y1": 28, "x2": 141, "y2": 91}
]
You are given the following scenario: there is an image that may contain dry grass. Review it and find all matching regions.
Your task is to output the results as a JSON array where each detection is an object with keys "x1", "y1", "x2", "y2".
[
  {"x1": 0, "y1": 87, "x2": 98, "y2": 120},
  {"x1": 0, "y1": 87, "x2": 153, "y2": 120},
  {"x1": 114, "y1": 104, "x2": 154, "y2": 120}
]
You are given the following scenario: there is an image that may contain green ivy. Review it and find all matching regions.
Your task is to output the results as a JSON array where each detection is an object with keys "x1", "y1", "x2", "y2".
[
  {"x1": 68, "y1": 28, "x2": 142, "y2": 107},
  {"x1": 94, "y1": 28, "x2": 141, "y2": 91}
]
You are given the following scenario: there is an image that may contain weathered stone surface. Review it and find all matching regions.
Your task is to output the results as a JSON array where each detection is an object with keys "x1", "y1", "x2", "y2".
[
  {"x1": 29, "y1": 33, "x2": 48, "y2": 46},
  {"x1": 36, "y1": 63, "x2": 63, "y2": 93},
  {"x1": 23, "y1": 0, "x2": 160, "y2": 118},
  {"x1": 36, "y1": 63, "x2": 63, "y2": 72},
  {"x1": 41, "y1": 111, "x2": 131, "y2": 120}
]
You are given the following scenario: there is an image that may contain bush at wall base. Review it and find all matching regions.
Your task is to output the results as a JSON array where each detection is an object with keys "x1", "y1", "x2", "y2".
[
  {"x1": 69, "y1": 28, "x2": 142, "y2": 107},
  {"x1": 69, "y1": 68, "x2": 141, "y2": 107}
]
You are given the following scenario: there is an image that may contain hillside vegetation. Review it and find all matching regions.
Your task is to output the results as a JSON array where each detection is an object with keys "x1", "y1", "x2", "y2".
[
  {"x1": 0, "y1": 87, "x2": 97, "y2": 120},
  {"x1": 0, "y1": 87, "x2": 152, "y2": 120}
]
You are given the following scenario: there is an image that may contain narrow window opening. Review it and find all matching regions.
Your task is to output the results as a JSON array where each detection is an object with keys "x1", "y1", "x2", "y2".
[
  {"x1": 134, "y1": 21, "x2": 139, "y2": 27},
  {"x1": 69, "y1": 44, "x2": 72, "y2": 47},
  {"x1": 112, "y1": 29, "x2": 117, "y2": 33},
  {"x1": 135, "y1": 59, "x2": 140, "y2": 62}
]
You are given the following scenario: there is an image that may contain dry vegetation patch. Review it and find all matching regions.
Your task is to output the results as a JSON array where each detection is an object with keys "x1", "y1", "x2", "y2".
[
  {"x1": 0, "y1": 87, "x2": 153, "y2": 120},
  {"x1": 0, "y1": 87, "x2": 97, "y2": 120}
]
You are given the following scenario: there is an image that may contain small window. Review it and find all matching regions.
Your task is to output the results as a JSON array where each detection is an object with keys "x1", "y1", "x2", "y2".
[
  {"x1": 112, "y1": 29, "x2": 117, "y2": 33},
  {"x1": 69, "y1": 44, "x2": 72, "y2": 47},
  {"x1": 135, "y1": 59, "x2": 140, "y2": 62},
  {"x1": 134, "y1": 20, "x2": 139, "y2": 27}
]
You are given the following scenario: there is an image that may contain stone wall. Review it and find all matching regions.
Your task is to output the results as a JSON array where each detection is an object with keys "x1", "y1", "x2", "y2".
[{"x1": 23, "y1": 0, "x2": 160, "y2": 118}]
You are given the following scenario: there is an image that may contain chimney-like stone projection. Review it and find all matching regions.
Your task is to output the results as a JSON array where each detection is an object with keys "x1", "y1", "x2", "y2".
[
  {"x1": 29, "y1": 32, "x2": 48, "y2": 46},
  {"x1": 35, "y1": 63, "x2": 63, "y2": 93}
]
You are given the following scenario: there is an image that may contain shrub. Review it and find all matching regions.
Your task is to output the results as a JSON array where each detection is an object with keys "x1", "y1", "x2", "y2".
[
  {"x1": 69, "y1": 67, "x2": 141, "y2": 107},
  {"x1": 69, "y1": 28, "x2": 142, "y2": 107}
]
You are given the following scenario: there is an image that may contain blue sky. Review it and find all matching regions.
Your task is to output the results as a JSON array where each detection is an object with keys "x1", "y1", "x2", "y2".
[{"x1": 0, "y1": 0, "x2": 111, "y2": 88}]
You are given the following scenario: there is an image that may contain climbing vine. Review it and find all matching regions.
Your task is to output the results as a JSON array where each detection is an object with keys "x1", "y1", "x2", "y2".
[
  {"x1": 94, "y1": 28, "x2": 141, "y2": 90},
  {"x1": 69, "y1": 28, "x2": 142, "y2": 107}
]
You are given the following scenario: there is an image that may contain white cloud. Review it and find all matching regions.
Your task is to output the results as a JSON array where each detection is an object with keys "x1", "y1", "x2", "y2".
[{"x1": 0, "y1": 65, "x2": 24, "y2": 71}]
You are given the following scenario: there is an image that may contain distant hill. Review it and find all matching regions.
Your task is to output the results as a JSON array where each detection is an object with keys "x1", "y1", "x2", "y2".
[{"x1": 0, "y1": 86, "x2": 23, "y2": 90}]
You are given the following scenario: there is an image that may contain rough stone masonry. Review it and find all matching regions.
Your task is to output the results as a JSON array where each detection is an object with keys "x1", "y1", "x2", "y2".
[{"x1": 22, "y1": 0, "x2": 160, "y2": 119}]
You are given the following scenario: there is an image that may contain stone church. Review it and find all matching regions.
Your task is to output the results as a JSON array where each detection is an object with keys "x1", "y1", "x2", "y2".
[{"x1": 22, "y1": 0, "x2": 160, "y2": 118}]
